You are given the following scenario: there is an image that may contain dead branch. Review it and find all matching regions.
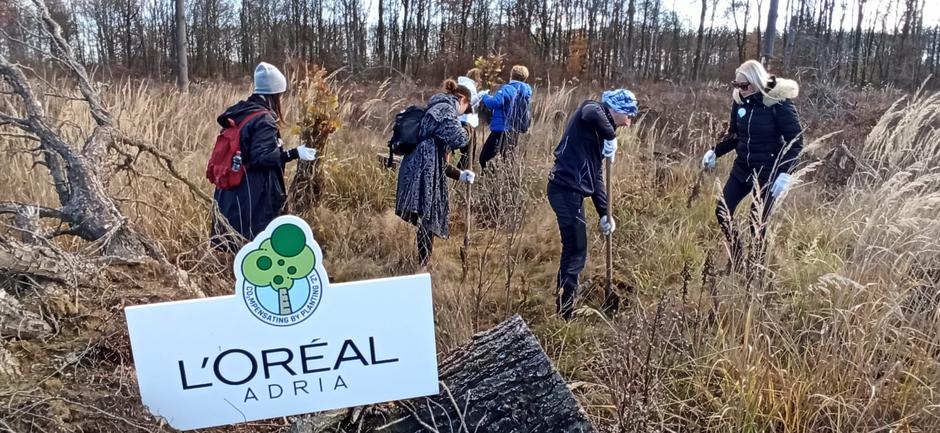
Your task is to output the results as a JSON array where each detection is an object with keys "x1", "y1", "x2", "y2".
[
  {"x1": 0, "y1": 202, "x2": 63, "y2": 220},
  {"x1": 116, "y1": 134, "x2": 211, "y2": 205},
  {"x1": 0, "y1": 131, "x2": 39, "y2": 141},
  {"x1": 0, "y1": 3, "x2": 165, "y2": 261},
  {"x1": 30, "y1": 0, "x2": 111, "y2": 127}
]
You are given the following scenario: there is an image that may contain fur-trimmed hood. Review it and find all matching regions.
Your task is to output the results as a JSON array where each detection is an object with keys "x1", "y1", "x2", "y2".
[{"x1": 733, "y1": 76, "x2": 800, "y2": 106}]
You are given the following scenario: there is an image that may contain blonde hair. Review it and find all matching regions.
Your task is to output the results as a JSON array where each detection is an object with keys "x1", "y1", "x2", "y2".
[
  {"x1": 735, "y1": 60, "x2": 800, "y2": 105},
  {"x1": 736, "y1": 60, "x2": 771, "y2": 93},
  {"x1": 466, "y1": 68, "x2": 483, "y2": 82},
  {"x1": 510, "y1": 65, "x2": 529, "y2": 82}
]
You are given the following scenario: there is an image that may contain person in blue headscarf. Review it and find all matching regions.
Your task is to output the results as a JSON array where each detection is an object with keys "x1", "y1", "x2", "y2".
[{"x1": 547, "y1": 89, "x2": 638, "y2": 320}]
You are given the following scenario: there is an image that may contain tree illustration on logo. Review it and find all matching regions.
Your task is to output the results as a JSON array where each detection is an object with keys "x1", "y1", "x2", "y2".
[{"x1": 242, "y1": 224, "x2": 316, "y2": 315}]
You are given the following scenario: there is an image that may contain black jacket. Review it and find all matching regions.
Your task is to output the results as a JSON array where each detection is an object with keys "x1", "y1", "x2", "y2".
[
  {"x1": 715, "y1": 77, "x2": 803, "y2": 183},
  {"x1": 548, "y1": 100, "x2": 616, "y2": 217},
  {"x1": 212, "y1": 94, "x2": 298, "y2": 242}
]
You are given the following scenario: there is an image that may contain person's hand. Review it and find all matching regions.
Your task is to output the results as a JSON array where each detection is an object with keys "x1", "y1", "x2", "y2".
[
  {"x1": 459, "y1": 170, "x2": 476, "y2": 184},
  {"x1": 460, "y1": 113, "x2": 480, "y2": 128},
  {"x1": 702, "y1": 149, "x2": 717, "y2": 170},
  {"x1": 771, "y1": 173, "x2": 791, "y2": 198},
  {"x1": 599, "y1": 215, "x2": 616, "y2": 235},
  {"x1": 297, "y1": 145, "x2": 317, "y2": 161},
  {"x1": 603, "y1": 139, "x2": 617, "y2": 162}
]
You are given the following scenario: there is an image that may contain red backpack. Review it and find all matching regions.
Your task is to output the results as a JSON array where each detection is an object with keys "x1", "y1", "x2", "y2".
[{"x1": 206, "y1": 110, "x2": 269, "y2": 189}]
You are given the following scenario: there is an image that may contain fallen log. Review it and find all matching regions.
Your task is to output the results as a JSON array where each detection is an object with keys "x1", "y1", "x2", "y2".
[
  {"x1": 0, "y1": 289, "x2": 51, "y2": 340},
  {"x1": 291, "y1": 314, "x2": 596, "y2": 433}
]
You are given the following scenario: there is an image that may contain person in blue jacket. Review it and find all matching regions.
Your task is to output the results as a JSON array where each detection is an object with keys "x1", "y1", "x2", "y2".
[
  {"x1": 548, "y1": 89, "x2": 637, "y2": 320},
  {"x1": 211, "y1": 62, "x2": 317, "y2": 248},
  {"x1": 478, "y1": 65, "x2": 533, "y2": 169},
  {"x1": 701, "y1": 60, "x2": 803, "y2": 265}
]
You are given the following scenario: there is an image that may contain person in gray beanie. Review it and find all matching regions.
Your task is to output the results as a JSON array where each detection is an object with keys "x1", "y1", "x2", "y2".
[{"x1": 211, "y1": 62, "x2": 317, "y2": 248}]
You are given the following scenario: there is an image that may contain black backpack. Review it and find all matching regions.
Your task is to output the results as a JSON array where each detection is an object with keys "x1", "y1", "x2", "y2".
[
  {"x1": 386, "y1": 101, "x2": 447, "y2": 167},
  {"x1": 508, "y1": 89, "x2": 531, "y2": 133}
]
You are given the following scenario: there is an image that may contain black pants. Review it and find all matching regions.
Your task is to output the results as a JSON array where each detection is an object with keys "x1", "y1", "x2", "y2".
[
  {"x1": 416, "y1": 224, "x2": 434, "y2": 267},
  {"x1": 548, "y1": 182, "x2": 587, "y2": 319},
  {"x1": 479, "y1": 131, "x2": 517, "y2": 170},
  {"x1": 715, "y1": 174, "x2": 778, "y2": 262}
]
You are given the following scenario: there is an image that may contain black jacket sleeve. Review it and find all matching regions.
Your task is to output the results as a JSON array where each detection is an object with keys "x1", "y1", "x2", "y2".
[
  {"x1": 579, "y1": 103, "x2": 613, "y2": 217},
  {"x1": 591, "y1": 168, "x2": 609, "y2": 218},
  {"x1": 714, "y1": 103, "x2": 738, "y2": 157},
  {"x1": 247, "y1": 115, "x2": 295, "y2": 168},
  {"x1": 774, "y1": 100, "x2": 804, "y2": 174},
  {"x1": 581, "y1": 102, "x2": 617, "y2": 141}
]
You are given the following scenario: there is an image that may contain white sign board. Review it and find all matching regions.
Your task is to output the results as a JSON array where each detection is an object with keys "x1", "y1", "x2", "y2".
[{"x1": 125, "y1": 216, "x2": 439, "y2": 430}]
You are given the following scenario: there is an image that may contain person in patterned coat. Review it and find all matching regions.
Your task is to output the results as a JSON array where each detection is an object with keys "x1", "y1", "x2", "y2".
[{"x1": 395, "y1": 79, "x2": 477, "y2": 270}]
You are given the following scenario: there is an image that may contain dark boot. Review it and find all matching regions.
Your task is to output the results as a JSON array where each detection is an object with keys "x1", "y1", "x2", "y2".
[{"x1": 556, "y1": 284, "x2": 578, "y2": 321}]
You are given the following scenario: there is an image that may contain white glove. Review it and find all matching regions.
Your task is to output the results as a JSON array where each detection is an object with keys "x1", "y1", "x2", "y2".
[
  {"x1": 600, "y1": 215, "x2": 616, "y2": 235},
  {"x1": 771, "y1": 173, "x2": 791, "y2": 198},
  {"x1": 602, "y1": 139, "x2": 617, "y2": 162},
  {"x1": 460, "y1": 113, "x2": 480, "y2": 129},
  {"x1": 702, "y1": 149, "x2": 717, "y2": 170},
  {"x1": 297, "y1": 145, "x2": 317, "y2": 161},
  {"x1": 459, "y1": 170, "x2": 476, "y2": 184}
]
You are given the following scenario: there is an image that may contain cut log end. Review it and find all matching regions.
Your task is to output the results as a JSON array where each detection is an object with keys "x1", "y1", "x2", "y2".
[{"x1": 291, "y1": 314, "x2": 596, "y2": 433}]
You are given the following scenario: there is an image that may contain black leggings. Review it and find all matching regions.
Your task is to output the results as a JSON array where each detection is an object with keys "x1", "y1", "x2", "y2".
[
  {"x1": 479, "y1": 131, "x2": 517, "y2": 170},
  {"x1": 416, "y1": 224, "x2": 434, "y2": 267},
  {"x1": 715, "y1": 175, "x2": 777, "y2": 259}
]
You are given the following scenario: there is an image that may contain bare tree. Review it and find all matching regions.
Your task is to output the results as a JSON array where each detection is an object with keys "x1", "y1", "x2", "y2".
[
  {"x1": 693, "y1": 0, "x2": 707, "y2": 79},
  {"x1": 731, "y1": 0, "x2": 752, "y2": 63},
  {"x1": 851, "y1": 0, "x2": 866, "y2": 83},
  {"x1": 1, "y1": 0, "x2": 936, "y2": 89},
  {"x1": 175, "y1": 0, "x2": 188, "y2": 91},
  {"x1": 762, "y1": 0, "x2": 780, "y2": 66}
]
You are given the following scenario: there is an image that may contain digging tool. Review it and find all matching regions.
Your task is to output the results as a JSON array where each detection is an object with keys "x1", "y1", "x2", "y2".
[
  {"x1": 460, "y1": 125, "x2": 476, "y2": 282},
  {"x1": 602, "y1": 157, "x2": 621, "y2": 314}
]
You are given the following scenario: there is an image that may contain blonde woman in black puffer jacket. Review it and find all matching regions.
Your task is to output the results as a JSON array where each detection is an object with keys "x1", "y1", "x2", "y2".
[{"x1": 701, "y1": 60, "x2": 804, "y2": 263}]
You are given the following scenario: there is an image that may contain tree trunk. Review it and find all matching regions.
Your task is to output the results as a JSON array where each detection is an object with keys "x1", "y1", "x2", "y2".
[
  {"x1": 291, "y1": 315, "x2": 596, "y2": 433},
  {"x1": 692, "y1": 0, "x2": 707, "y2": 79},
  {"x1": 626, "y1": 0, "x2": 635, "y2": 68},
  {"x1": 377, "y1": 0, "x2": 386, "y2": 64},
  {"x1": 762, "y1": 0, "x2": 779, "y2": 66},
  {"x1": 278, "y1": 288, "x2": 291, "y2": 314},
  {"x1": 175, "y1": 0, "x2": 188, "y2": 92}
]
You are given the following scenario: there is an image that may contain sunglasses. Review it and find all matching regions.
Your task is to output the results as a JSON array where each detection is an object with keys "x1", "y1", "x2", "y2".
[{"x1": 730, "y1": 81, "x2": 751, "y2": 90}]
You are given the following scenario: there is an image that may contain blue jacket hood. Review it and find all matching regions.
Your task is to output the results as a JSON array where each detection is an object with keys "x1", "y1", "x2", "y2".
[{"x1": 508, "y1": 80, "x2": 533, "y2": 98}]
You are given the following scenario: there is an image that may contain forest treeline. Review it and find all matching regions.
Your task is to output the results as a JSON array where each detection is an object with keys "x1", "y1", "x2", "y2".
[{"x1": 2, "y1": 0, "x2": 939, "y2": 88}]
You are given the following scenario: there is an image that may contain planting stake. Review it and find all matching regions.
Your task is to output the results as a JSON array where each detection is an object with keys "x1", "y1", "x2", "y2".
[
  {"x1": 460, "y1": 125, "x2": 476, "y2": 282},
  {"x1": 602, "y1": 157, "x2": 620, "y2": 314}
]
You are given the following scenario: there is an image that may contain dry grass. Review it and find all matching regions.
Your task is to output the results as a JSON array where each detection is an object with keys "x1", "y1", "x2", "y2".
[{"x1": 1, "y1": 76, "x2": 938, "y2": 432}]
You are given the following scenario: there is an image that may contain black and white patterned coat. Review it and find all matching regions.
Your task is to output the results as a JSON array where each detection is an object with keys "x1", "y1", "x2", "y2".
[{"x1": 395, "y1": 93, "x2": 469, "y2": 238}]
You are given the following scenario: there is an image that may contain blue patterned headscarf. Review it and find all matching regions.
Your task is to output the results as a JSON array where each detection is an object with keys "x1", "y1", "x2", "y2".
[{"x1": 602, "y1": 89, "x2": 638, "y2": 117}]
